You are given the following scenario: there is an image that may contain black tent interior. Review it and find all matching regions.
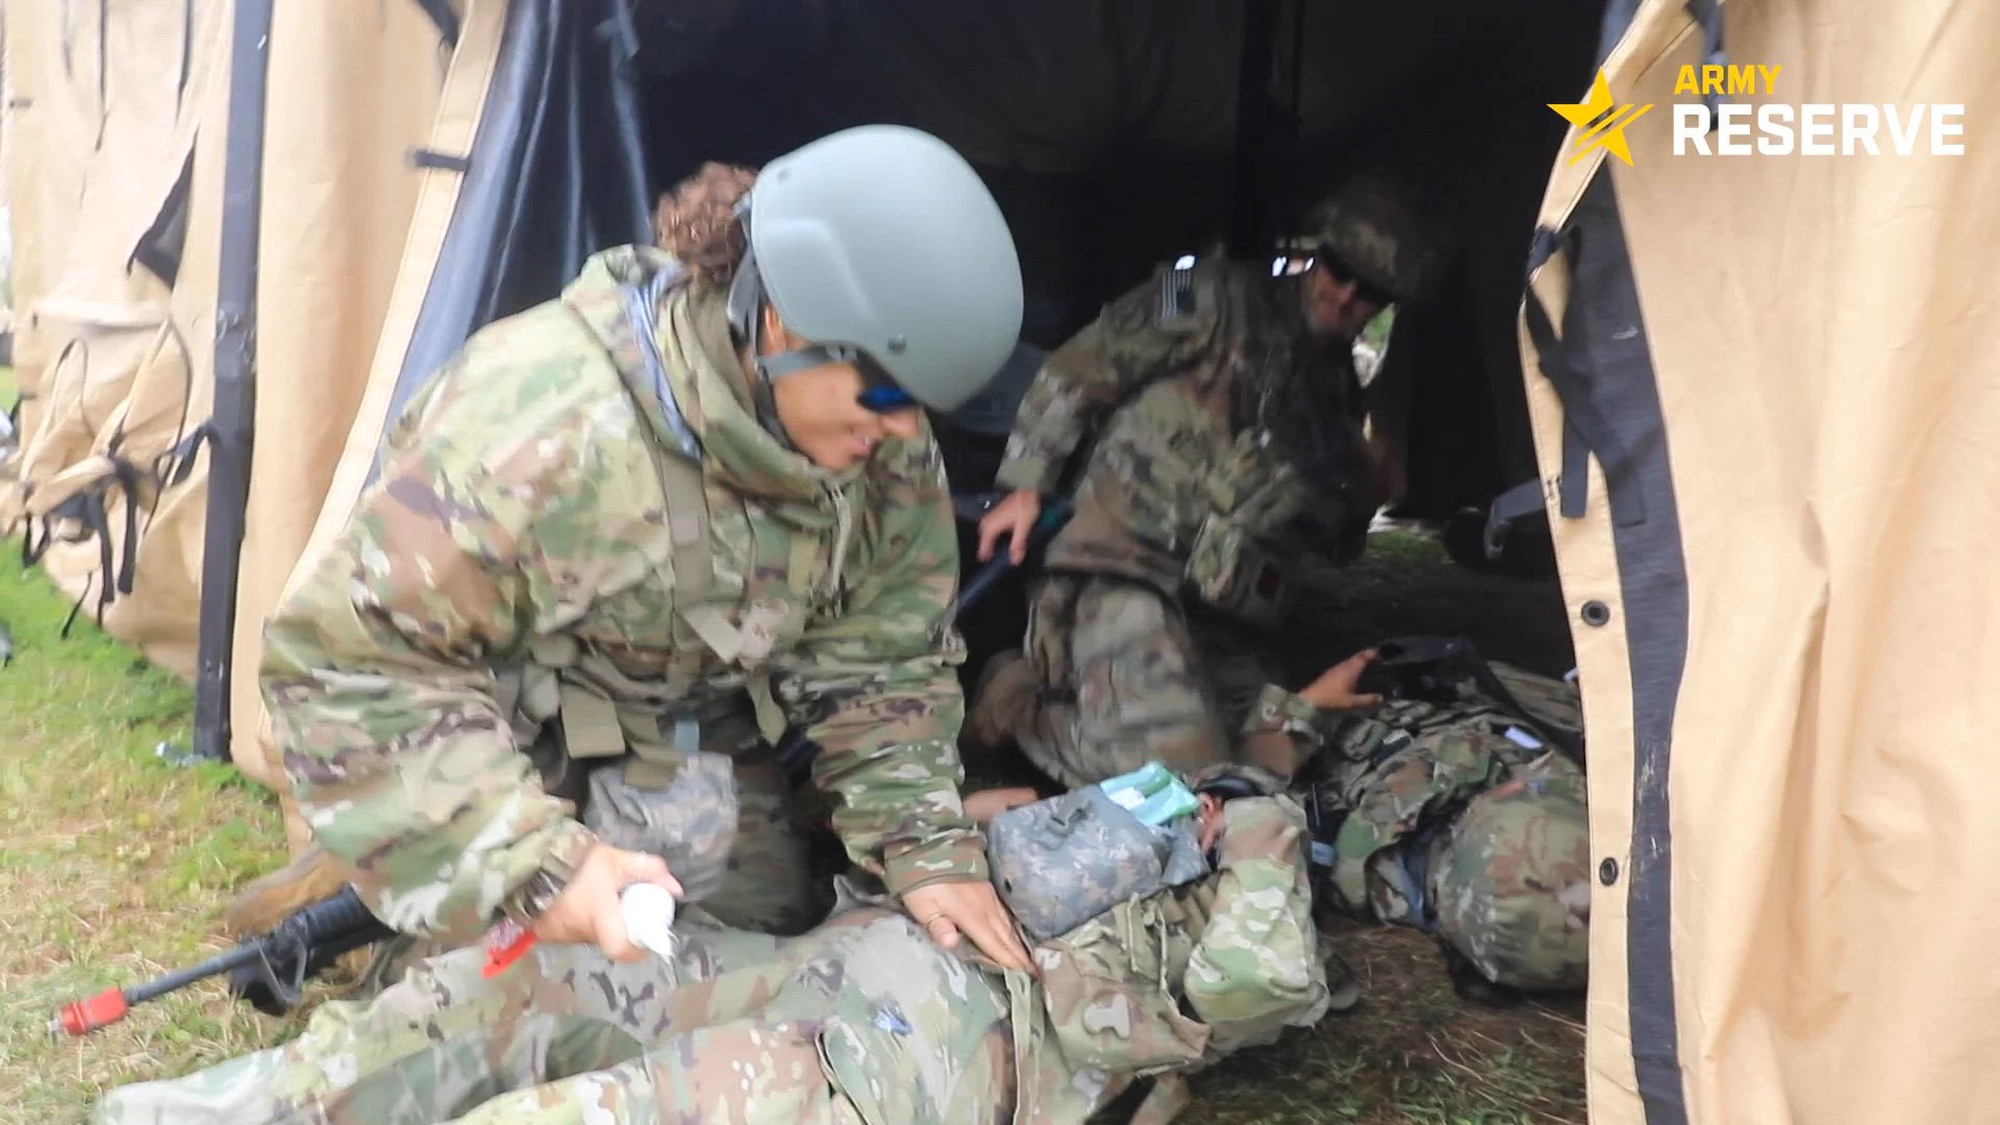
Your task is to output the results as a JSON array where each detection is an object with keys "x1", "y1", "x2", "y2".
[{"x1": 193, "y1": 0, "x2": 1612, "y2": 756}]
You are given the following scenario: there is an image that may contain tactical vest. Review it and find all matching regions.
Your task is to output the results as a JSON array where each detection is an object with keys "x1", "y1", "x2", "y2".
[
  {"x1": 491, "y1": 271, "x2": 828, "y2": 803},
  {"x1": 1161, "y1": 261, "x2": 1370, "y2": 631}
]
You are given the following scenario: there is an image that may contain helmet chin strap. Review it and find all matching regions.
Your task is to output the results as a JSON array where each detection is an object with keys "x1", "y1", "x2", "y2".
[
  {"x1": 726, "y1": 245, "x2": 805, "y2": 450},
  {"x1": 728, "y1": 242, "x2": 878, "y2": 457}
]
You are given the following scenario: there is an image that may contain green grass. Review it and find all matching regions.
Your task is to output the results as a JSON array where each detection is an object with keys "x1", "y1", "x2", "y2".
[{"x1": 0, "y1": 561, "x2": 303, "y2": 1121}]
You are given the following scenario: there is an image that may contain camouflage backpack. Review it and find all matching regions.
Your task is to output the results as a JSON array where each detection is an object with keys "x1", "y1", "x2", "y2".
[{"x1": 1294, "y1": 638, "x2": 1589, "y2": 991}]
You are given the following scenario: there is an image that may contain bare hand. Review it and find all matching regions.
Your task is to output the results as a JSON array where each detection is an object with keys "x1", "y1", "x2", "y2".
[
  {"x1": 1301, "y1": 649, "x2": 1384, "y2": 711},
  {"x1": 903, "y1": 878, "x2": 1036, "y2": 973},
  {"x1": 976, "y1": 489, "x2": 1041, "y2": 564},
  {"x1": 531, "y1": 843, "x2": 683, "y2": 963},
  {"x1": 1195, "y1": 793, "x2": 1227, "y2": 853},
  {"x1": 963, "y1": 786, "x2": 1041, "y2": 826}
]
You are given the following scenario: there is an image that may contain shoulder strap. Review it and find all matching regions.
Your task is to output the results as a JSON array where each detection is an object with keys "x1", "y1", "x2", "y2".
[{"x1": 639, "y1": 372, "x2": 788, "y2": 746}]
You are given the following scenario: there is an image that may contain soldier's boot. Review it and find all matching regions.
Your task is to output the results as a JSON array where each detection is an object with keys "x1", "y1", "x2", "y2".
[
  {"x1": 964, "y1": 650, "x2": 1037, "y2": 754},
  {"x1": 222, "y1": 845, "x2": 360, "y2": 938}
]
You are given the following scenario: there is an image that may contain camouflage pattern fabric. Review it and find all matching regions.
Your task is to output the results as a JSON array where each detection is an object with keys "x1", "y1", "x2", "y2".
[
  {"x1": 985, "y1": 573, "x2": 1323, "y2": 790},
  {"x1": 96, "y1": 788, "x2": 1330, "y2": 1125},
  {"x1": 258, "y1": 244, "x2": 982, "y2": 948},
  {"x1": 975, "y1": 259, "x2": 1374, "y2": 791},
  {"x1": 1302, "y1": 169, "x2": 1451, "y2": 303},
  {"x1": 581, "y1": 748, "x2": 740, "y2": 904},
  {"x1": 93, "y1": 900, "x2": 1015, "y2": 1125},
  {"x1": 1019, "y1": 784, "x2": 1331, "y2": 1120},
  {"x1": 1299, "y1": 661, "x2": 1590, "y2": 991},
  {"x1": 1425, "y1": 749, "x2": 1590, "y2": 991},
  {"x1": 985, "y1": 782, "x2": 1210, "y2": 942}
]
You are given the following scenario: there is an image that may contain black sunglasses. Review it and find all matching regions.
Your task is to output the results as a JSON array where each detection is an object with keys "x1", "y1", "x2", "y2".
[{"x1": 1314, "y1": 253, "x2": 1398, "y2": 308}]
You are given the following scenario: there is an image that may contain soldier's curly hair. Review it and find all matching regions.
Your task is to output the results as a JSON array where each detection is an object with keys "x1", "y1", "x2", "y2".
[{"x1": 654, "y1": 161, "x2": 759, "y2": 288}]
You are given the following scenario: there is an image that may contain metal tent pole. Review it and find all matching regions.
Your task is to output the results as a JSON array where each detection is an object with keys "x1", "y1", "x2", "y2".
[{"x1": 191, "y1": 0, "x2": 275, "y2": 764}]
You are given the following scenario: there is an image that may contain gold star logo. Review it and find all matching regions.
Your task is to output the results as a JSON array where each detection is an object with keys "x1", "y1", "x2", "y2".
[{"x1": 1549, "y1": 70, "x2": 1655, "y2": 166}]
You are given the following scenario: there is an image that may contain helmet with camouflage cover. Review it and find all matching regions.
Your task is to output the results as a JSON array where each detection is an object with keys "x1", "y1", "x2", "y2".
[
  {"x1": 1302, "y1": 168, "x2": 1450, "y2": 304},
  {"x1": 727, "y1": 124, "x2": 1025, "y2": 414},
  {"x1": 1425, "y1": 754, "x2": 1591, "y2": 993}
]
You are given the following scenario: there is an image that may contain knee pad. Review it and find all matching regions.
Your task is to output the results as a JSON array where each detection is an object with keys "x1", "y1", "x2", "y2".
[{"x1": 1425, "y1": 764, "x2": 1591, "y2": 992}]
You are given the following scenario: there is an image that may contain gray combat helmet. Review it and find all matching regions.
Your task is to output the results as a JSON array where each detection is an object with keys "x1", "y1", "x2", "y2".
[{"x1": 726, "y1": 124, "x2": 1024, "y2": 414}]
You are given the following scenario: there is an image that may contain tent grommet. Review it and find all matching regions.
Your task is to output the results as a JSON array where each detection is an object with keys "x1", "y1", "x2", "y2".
[
  {"x1": 1599, "y1": 857, "x2": 1620, "y2": 885},
  {"x1": 1580, "y1": 600, "x2": 1612, "y2": 627}
]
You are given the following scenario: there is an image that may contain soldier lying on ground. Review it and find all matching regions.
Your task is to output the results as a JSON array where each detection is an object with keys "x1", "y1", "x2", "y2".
[
  {"x1": 94, "y1": 765, "x2": 1333, "y2": 1125},
  {"x1": 1289, "y1": 653, "x2": 1591, "y2": 994},
  {"x1": 983, "y1": 620, "x2": 1589, "y2": 997}
]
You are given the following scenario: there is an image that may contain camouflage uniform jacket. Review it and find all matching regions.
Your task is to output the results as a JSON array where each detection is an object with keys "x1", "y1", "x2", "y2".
[
  {"x1": 999, "y1": 769, "x2": 1333, "y2": 1123},
  {"x1": 260, "y1": 245, "x2": 983, "y2": 945},
  {"x1": 996, "y1": 258, "x2": 1375, "y2": 764}
]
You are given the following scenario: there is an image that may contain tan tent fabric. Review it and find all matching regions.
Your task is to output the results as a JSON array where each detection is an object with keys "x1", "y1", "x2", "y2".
[
  {"x1": 222, "y1": 0, "x2": 467, "y2": 802},
  {"x1": 1, "y1": 0, "x2": 226, "y2": 670},
  {"x1": 13, "y1": 2, "x2": 2000, "y2": 1119},
  {"x1": 242, "y1": 0, "x2": 508, "y2": 839},
  {"x1": 1525, "y1": 0, "x2": 2000, "y2": 1120}
]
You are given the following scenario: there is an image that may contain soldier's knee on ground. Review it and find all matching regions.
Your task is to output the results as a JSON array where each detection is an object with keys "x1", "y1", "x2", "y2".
[
  {"x1": 965, "y1": 649, "x2": 1038, "y2": 756},
  {"x1": 221, "y1": 845, "x2": 362, "y2": 938},
  {"x1": 1425, "y1": 760, "x2": 1591, "y2": 992}
]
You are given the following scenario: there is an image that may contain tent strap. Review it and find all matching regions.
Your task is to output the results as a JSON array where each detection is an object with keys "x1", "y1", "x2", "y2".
[{"x1": 1524, "y1": 225, "x2": 1647, "y2": 527}]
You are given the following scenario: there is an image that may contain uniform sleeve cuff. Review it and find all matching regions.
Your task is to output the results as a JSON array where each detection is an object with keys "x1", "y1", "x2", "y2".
[
  {"x1": 498, "y1": 818, "x2": 599, "y2": 928},
  {"x1": 883, "y1": 831, "x2": 992, "y2": 897},
  {"x1": 1242, "y1": 684, "x2": 1327, "y2": 752},
  {"x1": 994, "y1": 457, "x2": 1054, "y2": 495}
]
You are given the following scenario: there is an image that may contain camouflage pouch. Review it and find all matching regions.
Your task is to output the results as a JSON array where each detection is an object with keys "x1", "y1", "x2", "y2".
[
  {"x1": 1183, "y1": 512, "x2": 1302, "y2": 633},
  {"x1": 1034, "y1": 893, "x2": 1211, "y2": 1075},
  {"x1": 1183, "y1": 794, "x2": 1332, "y2": 1057},
  {"x1": 582, "y1": 749, "x2": 739, "y2": 902},
  {"x1": 987, "y1": 785, "x2": 1210, "y2": 943}
]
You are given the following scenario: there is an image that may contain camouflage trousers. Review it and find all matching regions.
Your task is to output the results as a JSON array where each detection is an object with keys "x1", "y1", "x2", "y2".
[
  {"x1": 984, "y1": 573, "x2": 1294, "y2": 790},
  {"x1": 93, "y1": 902, "x2": 1015, "y2": 1125},
  {"x1": 975, "y1": 574, "x2": 1591, "y2": 993}
]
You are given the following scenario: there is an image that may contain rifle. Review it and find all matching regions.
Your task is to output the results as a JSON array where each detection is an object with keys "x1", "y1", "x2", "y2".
[
  {"x1": 51, "y1": 884, "x2": 391, "y2": 1036},
  {"x1": 55, "y1": 493, "x2": 1074, "y2": 1033}
]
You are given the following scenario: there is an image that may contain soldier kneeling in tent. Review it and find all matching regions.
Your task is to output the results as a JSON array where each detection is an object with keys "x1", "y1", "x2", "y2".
[{"x1": 963, "y1": 163, "x2": 1591, "y2": 994}]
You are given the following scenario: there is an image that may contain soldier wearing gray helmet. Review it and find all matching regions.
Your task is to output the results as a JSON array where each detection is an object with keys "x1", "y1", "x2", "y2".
[{"x1": 221, "y1": 125, "x2": 1038, "y2": 981}]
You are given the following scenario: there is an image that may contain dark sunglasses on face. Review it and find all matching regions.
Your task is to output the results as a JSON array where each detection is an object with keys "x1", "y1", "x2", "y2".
[
  {"x1": 852, "y1": 352, "x2": 918, "y2": 414},
  {"x1": 1315, "y1": 254, "x2": 1398, "y2": 308}
]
